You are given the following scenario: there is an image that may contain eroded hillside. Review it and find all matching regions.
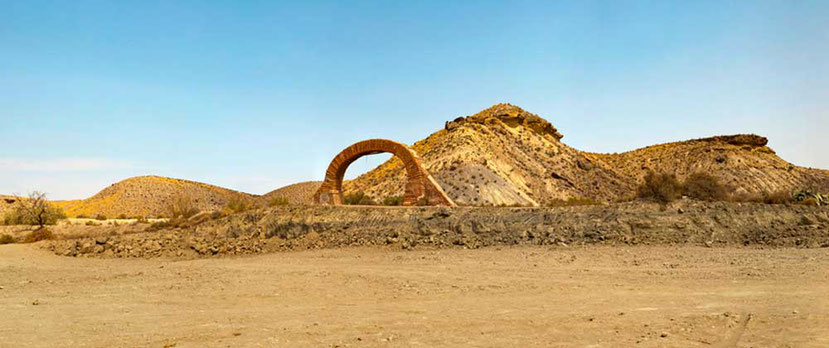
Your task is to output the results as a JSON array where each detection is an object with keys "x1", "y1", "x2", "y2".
[{"x1": 345, "y1": 104, "x2": 829, "y2": 205}]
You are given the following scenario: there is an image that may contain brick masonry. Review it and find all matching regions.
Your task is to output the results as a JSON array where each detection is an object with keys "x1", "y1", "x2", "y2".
[{"x1": 313, "y1": 139, "x2": 456, "y2": 206}]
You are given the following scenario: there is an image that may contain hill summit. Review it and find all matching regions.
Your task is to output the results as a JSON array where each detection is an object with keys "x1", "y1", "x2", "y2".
[{"x1": 54, "y1": 176, "x2": 257, "y2": 218}]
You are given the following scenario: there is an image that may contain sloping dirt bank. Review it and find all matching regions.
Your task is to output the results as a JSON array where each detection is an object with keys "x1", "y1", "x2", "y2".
[{"x1": 42, "y1": 201, "x2": 829, "y2": 258}]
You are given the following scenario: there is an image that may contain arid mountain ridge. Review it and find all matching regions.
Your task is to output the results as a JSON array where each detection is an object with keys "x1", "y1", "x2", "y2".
[{"x1": 6, "y1": 103, "x2": 827, "y2": 216}]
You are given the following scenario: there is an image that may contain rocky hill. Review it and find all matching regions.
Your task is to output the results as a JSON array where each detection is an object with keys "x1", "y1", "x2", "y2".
[
  {"x1": 345, "y1": 103, "x2": 829, "y2": 205},
  {"x1": 262, "y1": 181, "x2": 321, "y2": 205},
  {"x1": 593, "y1": 135, "x2": 829, "y2": 196},
  {"x1": 54, "y1": 176, "x2": 257, "y2": 218}
]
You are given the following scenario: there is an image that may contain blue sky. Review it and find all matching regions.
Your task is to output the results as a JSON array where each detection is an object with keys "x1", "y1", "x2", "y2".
[{"x1": 1, "y1": 0, "x2": 827, "y2": 199}]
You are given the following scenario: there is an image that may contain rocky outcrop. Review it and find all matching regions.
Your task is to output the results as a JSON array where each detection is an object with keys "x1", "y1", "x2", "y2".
[
  {"x1": 445, "y1": 103, "x2": 564, "y2": 140},
  {"x1": 43, "y1": 202, "x2": 829, "y2": 258}
]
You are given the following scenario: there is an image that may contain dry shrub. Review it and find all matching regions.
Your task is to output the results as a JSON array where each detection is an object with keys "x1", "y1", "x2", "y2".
[
  {"x1": 0, "y1": 234, "x2": 15, "y2": 244},
  {"x1": 683, "y1": 172, "x2": 730, "y2": 201},
  {"x1": 225, "y1": 197, "x2": 256, "y2": 214},
  {"x1": 637, "y1": 171, "x2": 682, "y2": 203},
  {"x1": 762, "y1": 190, "x2": 792, "y2": 205},
  {"x1": 344, "y1": 191, "x2": 375, "y2": 205},
  {"x1": 85, "y1": 220, "x2": 100, "y2": 226},
  {"x1": 22, "y1": 228, "x2": 54, "y2": 243},
  {"x1": 268, "y1": 196, "x2": 290, "y2": 207},
  {"x1": 730, "y1": 192, "x2": 764, "y2": 203},
  {"x1": 117, "y1": 213, "x2": 128, "y2": 220},
  {"x1": 165, "y1": 194, "x2": 199, "y2": 218},
  {"x1": 383, "y1": 195, "x2": 404, "y2": 206},
  {"x1": 94, "y1": 214, "x2": 107, "y2": 221},
  {"x1": 547, "y1": 197, "x2": 600, "y2": 207},
  {"x1": 3, "y1": 192, "x2": 66, "y2": 227}
]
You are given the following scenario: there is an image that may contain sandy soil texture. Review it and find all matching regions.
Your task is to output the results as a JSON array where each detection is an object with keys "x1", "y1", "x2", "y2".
[{"x1": 1, "y1": 244, "x2": 827, "y2": 347}]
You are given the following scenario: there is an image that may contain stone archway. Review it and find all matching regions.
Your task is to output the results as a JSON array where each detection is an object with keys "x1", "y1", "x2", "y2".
[{"x1": 313, "y1": 139, "x2": 455, "y2": 206}]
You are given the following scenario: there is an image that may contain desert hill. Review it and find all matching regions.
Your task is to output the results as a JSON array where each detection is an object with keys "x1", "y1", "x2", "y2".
[
  {"x1": 54, "y1": 176, "x2": 257, "y2": 218},
  {"x1": 345, "y1": 104, "x2": 635, "y2": 205},
  {"x1": 345, "y1": 103, "x2": 829, "y2": 205},
  {"x1": 593, "y1": 134, "x2": 829, "y2": 195},
  {"x1": 262, "y1": 181, "x2": 321, "y2": 205},
  {"x1": 0, "y1": 195, "x2": 21, "y2": 215}
]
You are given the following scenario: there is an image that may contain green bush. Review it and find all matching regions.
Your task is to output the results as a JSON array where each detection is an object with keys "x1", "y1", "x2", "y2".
[
  {"x1": 0, "y1": 234, "x2": 15, "y2": 244},
  {"x1": 343, "y1": 191, "x2": 375, "y2": 205},
  {"x1": 637, "y1": 171, "x2": 682, "y2": 203},
  {"x1": 382, "y1": 195, "x2": 404, "y2": 206},
  {"x1": 683, "y1": 172, "x2": 730, "y2": 201}
]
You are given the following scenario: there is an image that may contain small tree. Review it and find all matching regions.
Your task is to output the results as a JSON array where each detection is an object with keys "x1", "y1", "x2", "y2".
[{"x1": 3, "y1": 191, "x2": 66, "y2": 229}]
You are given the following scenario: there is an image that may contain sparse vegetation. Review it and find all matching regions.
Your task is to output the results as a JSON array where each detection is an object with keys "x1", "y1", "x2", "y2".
[
  {"x1": 344, "y1": 191, "x2": 375, "y2": 205},
  {"x1": 165, "y1": 194, "x2": 199, "y2": 218},
  {"x1": 117, "y1": 213, "x2": 128, "y2": 220},
  {"x1": 637, "y1": 171, "x2": 682, "y2": 203},
  {"x1": 683, "y1": 172, "x2": 730, "y2": 201},
  {"x1": 762, "y1": 190, "x2": 793, "y2": 205},
  {"x1": 22, "y1": 228, "x2": 54, "y2": 243},
  {"x1": 2, "y1": 191, "x2": 66, "y2": 228},
  {"x1": 267, "y1": 196, "x2": 290, "y2": 207},
  {"x1": 94, "y1": 214, "x2": 107, "y2": 221},
  {"x1": 547, "y1": 197, "x2": 601, "y2": 207},
  {"x1": 382, "y1": 195, "x2": 404, "y2": 206},
  {"x1": 0, "y1": 234, "x2": 15, "y2": 244},
  {"x1": 225, "y1": 197, "x2": 256, "y2": 214}
]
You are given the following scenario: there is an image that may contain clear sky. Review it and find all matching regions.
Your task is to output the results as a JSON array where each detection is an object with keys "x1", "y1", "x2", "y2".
[{"x1": 1, "y1": 0, "x2": 827, "y2": 200}]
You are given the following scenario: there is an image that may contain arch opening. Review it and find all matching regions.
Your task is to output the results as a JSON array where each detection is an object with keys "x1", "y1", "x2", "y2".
[{"x1": 313, "y1": 139, "x2": 455, "y2": 206}]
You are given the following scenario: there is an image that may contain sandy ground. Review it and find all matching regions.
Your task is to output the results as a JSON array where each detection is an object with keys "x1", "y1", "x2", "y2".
[{"x1": 1, "y1": 244, "x2": 827, "y2": 347}]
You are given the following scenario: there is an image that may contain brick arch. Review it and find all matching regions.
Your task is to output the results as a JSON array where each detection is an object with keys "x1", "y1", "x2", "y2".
[{"x1": 313, "y1": 139, "x2": 455, "y2": 206}]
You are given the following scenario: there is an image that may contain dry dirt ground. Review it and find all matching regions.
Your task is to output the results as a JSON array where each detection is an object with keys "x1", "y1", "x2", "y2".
[{"x1": 1, "y1": 244, "x2": 827, "y2": 347}]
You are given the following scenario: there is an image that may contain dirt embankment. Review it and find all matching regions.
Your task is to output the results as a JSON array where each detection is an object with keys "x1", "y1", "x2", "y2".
[{"x1": 42, "y1": 201, "x2": 829, "y2": 259}]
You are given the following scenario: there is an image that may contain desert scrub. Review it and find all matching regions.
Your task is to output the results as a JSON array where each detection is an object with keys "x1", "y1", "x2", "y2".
[
  {"x1": 2, "y1": 192, "x2": 66, "y2": 227},
  {"x1": 225, "y1": 197, "x2": 256, "y2": 214},
  {"x1": 683, "y1": 172, "x2": 730, "y2": 201},
  {"x1": 165, "y1": 194, "x2": 199, "y2": 218},
  {"x1": 344, "y1": 191, "x2": 375, "y2": 205},
  {"x1": 268, "y1": 196, "x2": 290, "y2": 207},
  {"x1": 637, "y1": 171, "x2": 682, "y2": 203},
  {"x1": 22, "y1": 228, "x2": 54, "y2": 243},
  {"x1": 546, "y1": 197, "x2": 601, "y2": 207},
  {"x1": 0, "y1": 234, "x2": 15, "y2": 244},
  {"x1": 94, "y1": 214, "x2": 107, "y2": 221},
  {"x1": 383, "y1": 195, "x2": 404, "y2": 206}
]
